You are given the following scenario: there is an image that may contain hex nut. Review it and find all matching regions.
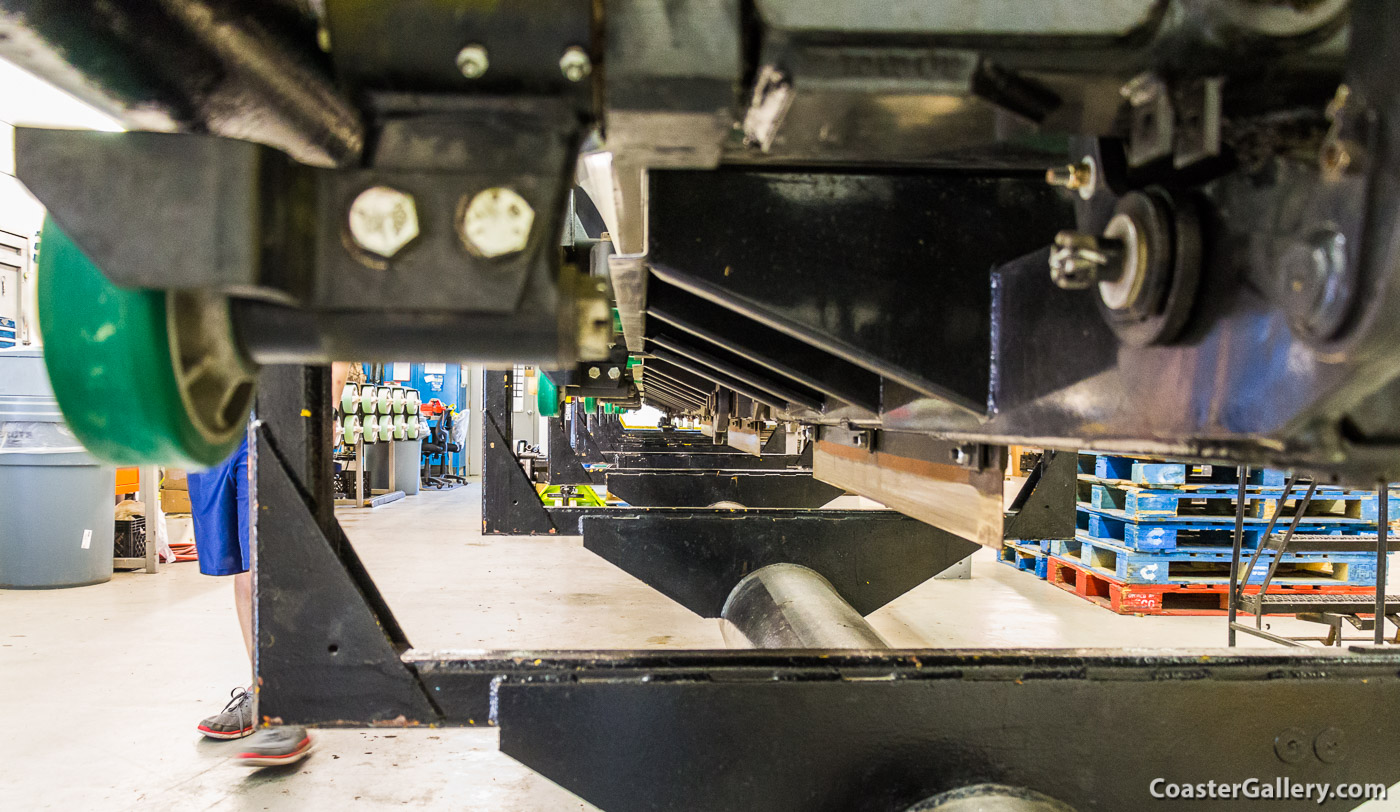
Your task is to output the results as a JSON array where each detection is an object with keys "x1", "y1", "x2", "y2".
[
  {"x1": 348, "y1": 186, "x2": 419, "y2": 259},
  {"x1": 461, "y1": 187, "x2": 535, "y2": 258},
  {"x1": 588, "y1": 367, "x2": 601, "y2": 379},
  {"x1": 559, "y1": 46, "x2": 592, "y2": 82},
  {"x1": 457, "y1": 44, "x2": 489, "y2": 79},
  {"x1": 607, "y1": 367, "x2": 621, "y2": 380}
]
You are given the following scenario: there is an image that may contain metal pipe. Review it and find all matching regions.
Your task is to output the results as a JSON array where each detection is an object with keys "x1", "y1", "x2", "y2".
[
  {"x1": 1227, "y1": 466, "x2": 1248, "y2": 646},
  {"x1": 906, "y1": 784, "x2": 1078, "y2": 812},
  {"x1": 0, "y1": 0, "x2": 362, "y2": 167},
  {"x1": 720, "y1": 564, "x2": 887, "y2": 649},
  {"x1": 1377, "y1": 482, "x2": 1389, "y2": 646}
]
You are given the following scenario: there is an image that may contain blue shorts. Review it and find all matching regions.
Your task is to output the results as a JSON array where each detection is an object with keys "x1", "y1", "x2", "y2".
[{"x1": 188, "y1": 437, "x2": 250, "y2": 577}]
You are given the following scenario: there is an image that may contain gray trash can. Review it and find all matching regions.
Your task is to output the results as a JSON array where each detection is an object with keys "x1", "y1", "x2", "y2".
[{"x1": 0, "y1": 348, "x2": 116, "y2": 588}]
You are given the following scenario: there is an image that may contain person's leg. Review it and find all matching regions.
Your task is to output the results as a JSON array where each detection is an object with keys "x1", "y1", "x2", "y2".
[
  {"x1": 232, "y1": 438, "x2": 253, "y2": 665},
  {"x1": 191, "y1": 442, "x2": 255, "y2": 739},
  {"x1": 228, "y1": 434, "x2": 314, "y2": 767},
  {"x1": 234, "y1": 570, "x2": 253, "y2": 662}
]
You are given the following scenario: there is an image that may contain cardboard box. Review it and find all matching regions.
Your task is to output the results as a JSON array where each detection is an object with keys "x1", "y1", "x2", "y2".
[
  {"x1": 160, "y1": 488, "x2": 192, "y2": 514},
  {"x1": 163, "y1": 468, "x2": 188, "y2": 491}
]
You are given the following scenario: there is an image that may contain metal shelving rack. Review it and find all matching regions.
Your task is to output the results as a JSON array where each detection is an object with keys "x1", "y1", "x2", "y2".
[{"x1": 1226, "y1": 469, "x2": 1397, "y2": 647}]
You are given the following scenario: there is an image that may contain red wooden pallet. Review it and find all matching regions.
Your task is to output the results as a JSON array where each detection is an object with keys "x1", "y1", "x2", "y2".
[{"x1": 1045, "y1": 557, "x2": 1375, "y2": 616}]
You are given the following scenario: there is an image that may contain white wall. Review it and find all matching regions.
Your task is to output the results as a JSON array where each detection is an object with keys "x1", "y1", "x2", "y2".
[{"x1": 0, "y1": 57, "x2": 124, "y2": 346}]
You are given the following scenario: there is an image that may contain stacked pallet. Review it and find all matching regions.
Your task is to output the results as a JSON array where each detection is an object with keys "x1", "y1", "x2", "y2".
[{"x1": 999, "y1": 453, "x2": 1385, "y2": 615}]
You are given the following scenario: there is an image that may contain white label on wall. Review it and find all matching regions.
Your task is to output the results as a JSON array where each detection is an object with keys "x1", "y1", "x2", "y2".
[
  {"x1": 391, "y1": 362, "x2": 412, "y2": 381},
  {"x1": 81, "y1": 529, "x2": 92, "y2": 549}
]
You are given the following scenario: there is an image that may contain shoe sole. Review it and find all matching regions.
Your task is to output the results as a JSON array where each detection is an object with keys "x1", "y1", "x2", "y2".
[
  {"x1": 198, "y1": 724, "x2": 254, "y2": 740},
  {"x1": 237, "y1": 738, "x2": 314, "y2": 768}
]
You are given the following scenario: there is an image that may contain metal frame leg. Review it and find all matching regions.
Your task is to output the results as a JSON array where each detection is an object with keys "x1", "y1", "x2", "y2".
[
  {"x1": 1377, "y1": 482, "x2": 1389, "y2": 646},
  {"x1": 1227, "y1": 466, "x2": 1248, "y2": 646},
  {"x1": 1254, "y1": 481, "x2": 1318, "y2": 628}
]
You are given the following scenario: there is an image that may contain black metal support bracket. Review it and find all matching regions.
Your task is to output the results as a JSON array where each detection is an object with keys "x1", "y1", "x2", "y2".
[
  {"x1": 1003, "y1": 448, "x2": 1079, "y2": 542},
  {"x1": 544, "y1": 416, "x2": 600, "y2": 486},
  {"x1": 253, "y1": 420, "x2": 437, "y2": 726},
  {"x1": 582, "y1": 511, "x2": 977, "y2": 617}
]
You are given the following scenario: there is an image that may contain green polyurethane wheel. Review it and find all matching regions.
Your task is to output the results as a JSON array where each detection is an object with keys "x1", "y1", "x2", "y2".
[
  {"x1": 537, "y1": 371, "x2": 560, "y2": 418},
  {"x1": 37, "y1": 217, "x2": 255, "y2": 467}
]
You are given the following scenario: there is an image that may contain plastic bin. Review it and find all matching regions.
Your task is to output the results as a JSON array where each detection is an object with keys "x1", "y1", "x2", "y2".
[{"x1": 0, "y1": 348, "x2": 115, "y2": 588}]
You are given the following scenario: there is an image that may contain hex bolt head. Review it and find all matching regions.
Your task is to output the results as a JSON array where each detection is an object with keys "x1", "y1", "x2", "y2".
[
  {"x1": 588, "y1": 366, "x2": 601, "y2": 379},
  {"x1": 457, "y1": 44, "x2": 489, "y2": 79},
  {"x1": 461, "y1": 187, "x2": 535, "y2": 258},
  {"x1": 348, "y1": 186, "x2": 419, "y2": 259},
  {"x1": 607, "y1": 366, "x2": 621, "y2": 380},
  {"x1": 559, "y1": 46, "x2": 592, "y2": 82}
]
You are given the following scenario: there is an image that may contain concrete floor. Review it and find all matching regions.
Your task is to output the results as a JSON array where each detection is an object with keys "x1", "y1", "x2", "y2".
[{"x1": 3, "y1": 482, "x2": 1397, "y2": 810}]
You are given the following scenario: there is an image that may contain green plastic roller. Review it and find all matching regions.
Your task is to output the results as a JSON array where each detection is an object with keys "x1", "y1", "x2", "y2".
[
  {"x1": 537, "y1": 372, "x2": 560, "y2": 418},
  {"x1": 36, "y1": 217, "x2": 257, "y2": 466}
]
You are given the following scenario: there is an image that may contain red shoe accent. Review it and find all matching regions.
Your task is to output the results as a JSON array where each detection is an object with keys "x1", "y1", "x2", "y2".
[
  {"x1": 236, "y1": 736, "x2": 313, "y2": 766},
  {"x1": 197, "y1": 723, "x2": 254, "y2": 740}
]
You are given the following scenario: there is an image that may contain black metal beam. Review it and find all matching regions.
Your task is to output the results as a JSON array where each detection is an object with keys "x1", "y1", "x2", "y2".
[
  {"x1": 607, "y1": 451, "x2": 807, "y2": 470},
  {"x1": 644, "y1": 358, "x2": 719, "y2": 397},
  {"x1": 640, "y1": 373, "x2": 708, "y2": 407},
  {"x1": 605, "y1": 470, "x2": 841, "y2": 508},
  {"x1": 648, "y1": 283, "x2": 881, "y2": 412},
  {"x1": 648, "y1": 346, "x2": 794, "y2": 413},
  {"x1": 479, "y1": 652, "x2": 1400, "y2": 812},
  {"x1": 646, "y1": 168, "x2": 1070, "y2": 413},
  {"x1": 649, "y1": 332, "x2": 826, "y2": 412},
  {"x1": 642, "y1": 363, "x2": 714, "y2": 401}
]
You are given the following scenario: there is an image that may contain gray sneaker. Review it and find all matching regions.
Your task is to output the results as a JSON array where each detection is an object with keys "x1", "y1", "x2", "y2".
[
  {"x1": 236, "y1": 726, "x2": 314, "y2": 768},
  {"x1": 197, "y1": 687, "x2": 253, "y2": 739}
]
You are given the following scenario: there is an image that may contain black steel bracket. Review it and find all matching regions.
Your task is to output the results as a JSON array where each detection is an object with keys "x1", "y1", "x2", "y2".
[
  {"x1": 1003, "y1": 448, "x2": 1079, "y2": 543},
  {"x1": 582, "y1": 511, "x2": 977, "y2": 617}
]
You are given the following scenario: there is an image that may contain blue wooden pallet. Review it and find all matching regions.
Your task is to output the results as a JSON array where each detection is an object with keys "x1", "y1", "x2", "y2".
[
  {"x1": 1079, "y1": 452, "x2": 1287, "y2": 488},
  {"x1": 1050, "y1": 534, "x2": 1377, "y2": 586},
  {"x1": 1083, "y1": 482, "x2": 1379, "y2": 522},
  {"x1": 1082, "y1": 509, "x2": 1372, "y2": 552},
  {"x1": 999, "y1": 540, "x2": 1050, "y2": 579}
]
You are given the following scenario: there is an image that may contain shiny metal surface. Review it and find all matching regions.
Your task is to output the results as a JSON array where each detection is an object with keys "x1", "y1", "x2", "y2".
[
  {"x1": 720, "y1": 563, "x2": 888, "y2": 649},
  {"x1": 905, "y1": 784, "x2": 1078, "y2": 812}
]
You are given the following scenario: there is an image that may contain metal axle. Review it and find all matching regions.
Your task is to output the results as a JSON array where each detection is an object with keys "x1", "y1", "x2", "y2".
[{"x1": 720, "y1": 563, "x2": 888, "y2": 649}]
